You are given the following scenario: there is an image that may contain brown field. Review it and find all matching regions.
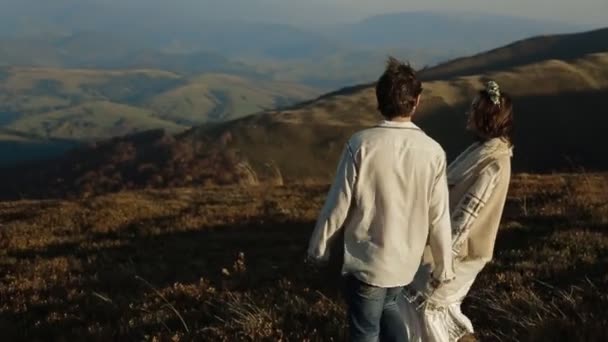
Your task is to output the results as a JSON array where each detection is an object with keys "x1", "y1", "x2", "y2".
[{"x1": 1, "y1": 174, "x2": 607, "y2": 341}]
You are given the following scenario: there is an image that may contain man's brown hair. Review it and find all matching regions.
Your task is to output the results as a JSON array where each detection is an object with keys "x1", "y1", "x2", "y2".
[{"x1": 376, "y1": 57, "x2": 422, "y2": 119}]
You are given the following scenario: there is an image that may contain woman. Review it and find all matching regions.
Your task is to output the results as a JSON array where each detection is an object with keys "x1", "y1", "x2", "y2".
[{"x1": 399, "y1": 81, "x2": 514, "y2": 342}]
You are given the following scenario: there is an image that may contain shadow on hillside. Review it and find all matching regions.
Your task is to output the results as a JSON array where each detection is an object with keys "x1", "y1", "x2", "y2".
[
  {"x1": 7, "y1": 217, "x2": 341, "y2": 291},
  {"x1": 7, "y1": 211, "x2": 605, "y2": 287},
  {"x1": 417, "y1": 89, "x2": 608, "y2": 172},
  {"x1": 3, "y1": 211, "x2": 607, "y2": 340},
  {"x1": 0, "y1": 139, "x2": 78, "y2": 167},
  {"x1": 2, "y1": 216, "x2": 343, "y2": 340},
  {"x1": 1, "y1": 86, "x2": 607, "y2": 201}
]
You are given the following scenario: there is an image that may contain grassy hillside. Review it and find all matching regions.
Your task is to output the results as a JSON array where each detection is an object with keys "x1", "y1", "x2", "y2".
[
  {"x1": 419, "y1": 27, "x2": 608, "y2": 81},
  {"x1": 206, "y1": 52, "x2": 608, "y2": 178},
  {"x1": 1, "y1": 30, "x2": 607, "y2": 199},
  {"x1": 10, "y1": 101, "x2": 185, "y2": 140},
  {"x1": 0, "y1": 67, "x2": 318, "y2": 141},
  {"x1": 148, "y1": 74, "x2": 317, "y2": 124},
  {"x1": 1, "y1": 175, "x2": 606, "y2": 340},
  {"x1": 1, "y1": 53, "x2": 606, "y2": 200}
]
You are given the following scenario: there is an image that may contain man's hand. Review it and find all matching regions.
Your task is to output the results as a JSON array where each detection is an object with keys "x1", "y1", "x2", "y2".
[
  {"x1": 429, "y1": 276, "x2": 443, "y2": 289},
  {"x1": 403, "y1": 285, "x2": 427, "y2": 310},
  {"x1": 421, "y1": 272, "x2": 455, "y2": 300},
  {"x1": 305, "y1": 254, "x2": 329, "y2": 269}
]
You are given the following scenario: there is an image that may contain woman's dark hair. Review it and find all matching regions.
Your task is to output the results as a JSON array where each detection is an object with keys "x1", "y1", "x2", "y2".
[
  {"x1": 470, "y1": 86, "x2": 514, "y2": 145},
  {"x1": 376, "y1": 57, "x2": 422, "y2": 119}
]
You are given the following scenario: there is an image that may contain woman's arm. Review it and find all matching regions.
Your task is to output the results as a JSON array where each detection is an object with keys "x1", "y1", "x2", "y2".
[
  {"x1": 420, "y1": 160, "x2": 505, "y2": 301},
  {"x1": 451, "y1": 161, "x2": 503, "y2": 255}
]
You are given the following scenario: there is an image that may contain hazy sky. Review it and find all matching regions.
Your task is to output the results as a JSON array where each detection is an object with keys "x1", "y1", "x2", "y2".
[
  {"x1": 343, "y1": 0, "x2": 607, "y2": 24},
  {"x1": 134, "y1": 0, "x2": 607, "y2": 26},
  {"x1": 2, "y1": 0, "x2": 607, "y2": 27}
]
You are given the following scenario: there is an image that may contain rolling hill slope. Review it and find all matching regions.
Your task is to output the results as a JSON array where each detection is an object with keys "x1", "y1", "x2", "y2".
[
  {"x1": 0, "y1": 67, "x2": 318, "y2": 141},
  {"x1": 148, "y1": 74, "x2": 317, "y2": 124},
  {"x1": 1, "y1": 30, "x2": 607, "y2": 199},
  {"x1": 419, "y1": 27, "x2": 608, "y2": 80},
  {"x1": 189, "y1": 52, "x2": 608, "y2": 179}
]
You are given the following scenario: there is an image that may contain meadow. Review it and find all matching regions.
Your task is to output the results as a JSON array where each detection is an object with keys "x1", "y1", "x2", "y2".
[{"x1": 1, "y1": 173, "x2": 607, "y2": 341}]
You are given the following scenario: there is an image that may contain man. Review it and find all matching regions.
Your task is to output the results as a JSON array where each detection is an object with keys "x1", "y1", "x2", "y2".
[{"x1": 307, "y1": 57, "x2": 455, "y2": 342}]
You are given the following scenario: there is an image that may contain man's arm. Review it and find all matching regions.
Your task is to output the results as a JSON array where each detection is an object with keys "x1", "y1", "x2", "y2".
[
  {"x1": 307, "y1": 143, "x2": 357, "y2": 262},
  {"x1": 427, "y1": 154, "x2": 456, "y2": 285}
]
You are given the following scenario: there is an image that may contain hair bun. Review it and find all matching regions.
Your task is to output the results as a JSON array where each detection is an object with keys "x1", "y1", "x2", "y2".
[{"x1": 486, "y1": 81, "x2": 501, "y2": 106}]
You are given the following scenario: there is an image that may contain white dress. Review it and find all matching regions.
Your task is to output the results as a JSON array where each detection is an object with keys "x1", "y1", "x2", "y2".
[
  {"x1": 398, "y1": 262, "x2": 479, "y2": 341},
  {"x1": 399, "y1": 138, "x2": 513, "y2": 342}
]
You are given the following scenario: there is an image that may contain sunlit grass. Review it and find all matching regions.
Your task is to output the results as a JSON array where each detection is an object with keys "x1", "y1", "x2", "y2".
[{"x1": 0, "y1": 175, "x2": 606, "y2": 340}]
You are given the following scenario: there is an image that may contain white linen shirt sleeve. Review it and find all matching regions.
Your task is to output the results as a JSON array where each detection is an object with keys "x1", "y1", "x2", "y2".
[
  {"x1": 307, "y1": 143, "x2": 357, "y2": 261},
  {"x1": 427, "y1": 154, "x2": 456, "y2": 283}
]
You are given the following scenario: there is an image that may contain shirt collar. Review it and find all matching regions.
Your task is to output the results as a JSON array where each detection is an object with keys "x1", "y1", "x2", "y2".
[{"x1": 377, "y1": 120, "x2": 420, "y2": 130}]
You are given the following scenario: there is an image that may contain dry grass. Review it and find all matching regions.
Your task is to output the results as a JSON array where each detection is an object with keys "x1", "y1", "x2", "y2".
[{"x1": 0, "y1": 174, "x2": 607, "y2": 341}]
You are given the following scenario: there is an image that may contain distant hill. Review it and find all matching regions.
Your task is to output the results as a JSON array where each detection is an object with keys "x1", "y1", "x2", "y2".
[
  {"x1": 0, "y1": 67, "x2": 318, "y2": 141},
  {"x1": 1, "y1": 29, "x2": 607, "y2": 199},
  {"x1": 0, "y1": 31, "x2": 444, "y2": 90},
  {"x1": 148, "y1": 74, "x2": 317, "y2": 125},
  {"x1": 0, "y1": 8, "x2": 586, "y2": 89},
  {"x1": 188, "y1": 52, "x2": 608, "y2": 178},
  {"x1": 0, "y1": 33, "x2": 265, "y2": 77},
  {"x1": 337, "y1": 11, "x2": 583, "y2": 51},
  {"x1": 419, "y1": 27, "x2": 608, "y2": 80}
]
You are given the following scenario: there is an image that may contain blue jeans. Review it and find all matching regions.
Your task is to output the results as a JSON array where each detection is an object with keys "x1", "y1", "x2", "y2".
[{"x1": 344, "y1": 275, "x2": 408, "y2": 342}]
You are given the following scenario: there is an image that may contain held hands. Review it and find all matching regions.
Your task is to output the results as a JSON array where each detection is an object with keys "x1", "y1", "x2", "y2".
[
  {"x1": 429, "y1": 275, "x2": 443, "y2": 289},
  {"x1": 304, "y1": 254, "x2": 329, "y2": 269},
  {"x1": 405, "y1": 272, "x2": 455, "y2": 310},
  {"x1": 403, "y1": 285, "x2": 427, "y2": 310},
  {"x1": 427, "y1": 271, "x2": 455, "y2": 294}
]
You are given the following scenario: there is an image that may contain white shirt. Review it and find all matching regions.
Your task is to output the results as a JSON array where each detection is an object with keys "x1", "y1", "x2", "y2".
[{"x1": 308, "y1": 120, "x2": 455, "y2": 288}]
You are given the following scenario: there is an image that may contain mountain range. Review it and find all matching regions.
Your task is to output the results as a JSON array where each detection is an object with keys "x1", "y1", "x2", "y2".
[
  {"x1": 0, "y1": 9, "x2": 592, "y2": 166},
  {"x1": 0, "y1": 9, "x2": 587, "y2": 87},
  {"x1": 0, "y1": 27, "x2": 606, "y2": 200},
  {"x1": 0, "y1": 67, "x2": 318, "y2": 164}
]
